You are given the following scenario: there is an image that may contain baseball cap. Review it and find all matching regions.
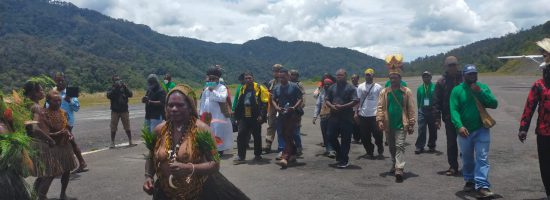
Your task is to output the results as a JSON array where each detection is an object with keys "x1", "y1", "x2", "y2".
[
  {"x1": 422, "y1": 71, "x2": 431, "y2": 76},
  {"x1": 463, "y1": 64, "x2": 477, "y2": 74},
  {"x1": 364, "y1": 68, "x2": 375, "y2": 75}
]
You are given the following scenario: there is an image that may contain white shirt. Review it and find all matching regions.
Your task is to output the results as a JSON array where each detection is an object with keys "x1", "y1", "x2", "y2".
[{"x1": 356, "y1": 82, "x2": 382, "y2": 117}]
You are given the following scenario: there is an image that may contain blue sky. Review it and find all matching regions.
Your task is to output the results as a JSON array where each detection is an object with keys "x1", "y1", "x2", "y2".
[{"x1": 66, "y1": 0, "x2": 550, "y2": 61}]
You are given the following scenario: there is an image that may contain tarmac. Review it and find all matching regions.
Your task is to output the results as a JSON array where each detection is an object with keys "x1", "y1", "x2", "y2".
[{"x1": 31, "y1": 75, "x2": 548, "y2": 200}]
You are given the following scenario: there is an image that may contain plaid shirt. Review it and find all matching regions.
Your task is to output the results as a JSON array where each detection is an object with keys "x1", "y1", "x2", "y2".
[{"x1": 520, "y1": 79, "x2": 550, "y2": 136}]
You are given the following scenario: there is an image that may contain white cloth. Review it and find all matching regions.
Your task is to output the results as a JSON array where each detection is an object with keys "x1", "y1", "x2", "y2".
[
  {"x1": 357, "y1": 82, "x2": 382, "y2": 117},
  {"x1": 199, "y1": 84, "x2": 233, "y2": 151}
]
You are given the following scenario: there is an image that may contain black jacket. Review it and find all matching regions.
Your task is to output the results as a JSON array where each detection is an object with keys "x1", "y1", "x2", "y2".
[
  {"x1": 107, "y1": 86, "x2": 133, "y2": 112},
  {"x1": 432, "y1": 72, "x2": 463, "y2": 123}
]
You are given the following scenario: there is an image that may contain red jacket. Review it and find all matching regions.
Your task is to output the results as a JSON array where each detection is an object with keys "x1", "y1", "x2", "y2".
[{"x1": 520, "y1": 79, "x2": 550, "y2": 136}]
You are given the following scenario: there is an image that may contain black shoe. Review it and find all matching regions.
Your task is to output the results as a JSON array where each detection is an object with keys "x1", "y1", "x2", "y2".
[
  {"x1": 463, "y1": 182, "x2": 475, "y2": 192},
  {"x1": 428, "y1": 147, "x2": 436, "y2": 153},
  {"x1": 389, "y1": 166, "x2": 396, "y2": 174},
  {"x1": 253, "y1": 156, "x2": 263, "y2": 161},
  {"x1": 446, "y1": 168, "x2": 458, "y2": 176},
  {"x1": 218, "y1": 151, "x2": 224, "y2": 156},
  {"x1": 477, "y1": 188, "x2": 494, "y2": 198},
  {"x1": 233, "y1": 157, "x2": 245, "y2": 165},
  {"x1": 414, "y1": 148, "x2": 424, "y2": 154}
]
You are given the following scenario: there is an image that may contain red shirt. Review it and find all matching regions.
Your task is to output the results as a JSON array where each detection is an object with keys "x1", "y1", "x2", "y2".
[{"x1": 520, "y1": 79, "x2": 550, "y2": 136}]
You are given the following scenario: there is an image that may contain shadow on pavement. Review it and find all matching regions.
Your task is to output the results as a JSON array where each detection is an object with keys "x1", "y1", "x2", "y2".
[
  {"x1": 327, "y1": 163, "x2": 362, "y2": 170},
  {"x1": 455, "y1": 190, "x2": 504, "y2": 200}
]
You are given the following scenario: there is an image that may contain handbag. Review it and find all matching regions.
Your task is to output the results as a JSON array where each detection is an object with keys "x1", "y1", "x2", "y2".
[{"x1": 473, "y1": 96, "x2": 496, "y2": 128}]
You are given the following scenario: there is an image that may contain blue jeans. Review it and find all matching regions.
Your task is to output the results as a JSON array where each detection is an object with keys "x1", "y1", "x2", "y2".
[
  {"x1": 277, "y1": 125, "x2": 303, "y2": 152},
  {"x1": 327, "y1": 116, "x2": 353, "y2": 163},
  {"x1": 144, "y1": 117, "x2": 163, "y2": 132},
  {"x1": 458, "y1": 127, "x2": 491, "y2": 189},
  {"x1": 415, "y1": 107, "x2": 437, "y2": 150}
]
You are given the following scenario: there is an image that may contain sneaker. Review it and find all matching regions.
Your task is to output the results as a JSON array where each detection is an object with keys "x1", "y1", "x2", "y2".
[
  {"x1": 275, "y1": 152, "x2": 283, "y2": 160},
  {"x1": 428, "y1": 147, "x2": 436, "y2": 153},
  {"x1": 414, "y1": 148, "x2": 424, "y2": 154},
  {"x1": 218, "y1": 151, "x2": 224, "y2": 156},
  {"x1": 109, "y1": 143, "x2": 116, "y2": 149},
  {"x1": 327, "y1": 151, "x2": 336, "y2": 158},
  {"x1": 279, "y1": 159, "x2": 288, "y2": 169},
  {"x1": 463, "y1": 182, "x2": 475, "y2": 192},
  {"x1": 395, "y1": 168, "x2": 404, "y2": 183},
  {"x1": 296, "y1": 147, "x2": 303, "y2": 156},
  {"x1": 337, "y1": 161, "x2": 349, "y2": 168},
  {"x1": 477, "y1": 188, "x2": 494, "y2": 198},
  {"x1": 233, "y1": 157, "x2": 245, "y2": 165}
]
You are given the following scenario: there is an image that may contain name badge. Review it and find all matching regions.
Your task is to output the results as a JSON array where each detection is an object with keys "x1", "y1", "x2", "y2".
[{"x1": 423, "y1": 98, "x2": 430, "y2": 106}]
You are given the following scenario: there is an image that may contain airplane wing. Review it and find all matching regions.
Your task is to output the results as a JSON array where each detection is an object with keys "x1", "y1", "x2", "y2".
[{"x1": 497, "y1": 55, "x2": 543, "y2": 64}]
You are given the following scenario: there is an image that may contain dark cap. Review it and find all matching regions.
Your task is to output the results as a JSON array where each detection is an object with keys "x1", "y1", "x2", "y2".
[
  {"x1": 463, "y1": 64, "x2": 477, "y2": 74},
  {"x1": 444, "y1": 56, "x2": 458, "y2": 66}
]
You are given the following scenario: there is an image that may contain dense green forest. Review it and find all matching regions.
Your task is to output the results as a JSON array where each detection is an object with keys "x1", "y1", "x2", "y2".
[
  {"x1": 407, "y1": 21, "x2": 550, "y2": 75},
  {"x1": 0, "y1": 0, "x2": 385, "y2": 92}
]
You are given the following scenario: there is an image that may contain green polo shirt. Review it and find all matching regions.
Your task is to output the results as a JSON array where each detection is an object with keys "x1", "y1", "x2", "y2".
[
  {"x1": 416, "y1": 82, "x2": 435, "y2": 108},
  {"x1": 450, "y1": 82, "x2": 498, "y2": 132}
]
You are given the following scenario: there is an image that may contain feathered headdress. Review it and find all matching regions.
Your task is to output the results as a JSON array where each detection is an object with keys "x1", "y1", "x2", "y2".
[{"x1": 385, "y1": 54, "x2": 404, "y2": 75}]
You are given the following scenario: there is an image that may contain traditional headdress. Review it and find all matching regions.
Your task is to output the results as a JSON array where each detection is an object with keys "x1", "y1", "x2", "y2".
[
  {"x1": 166, "y1": 84, "x2": 198, "y2": 118},
  {"x1": 385, "y1": 54, "x2": 404, "y2": 75}
]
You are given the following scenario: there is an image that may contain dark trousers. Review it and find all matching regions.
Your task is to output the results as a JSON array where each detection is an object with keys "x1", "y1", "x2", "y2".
[
  {"x1": 327, "y1": 116, "x2": 353, "y2": 163},
  {"x1": 278, "y1": 113, "x2": 299, "y2": 160},
  {"x1": 445, "y1": 121, "x2": 459, "y2": 170},
  {"x1": 358, "y1": 116, "x2": 384, "y2": 155},
  {"x1": 538, "y1": 135, "x2": 550, "y2": 196},
  {"x1": 415, "y1": 107, "x2": 437, "y2": 150},
  {"x1": 237, "y1": 119, "x2": 262, "y2": 159},
  {"x1": 320, "y1": 118, "x2": 330, "y2": 152},
  {"x1": 352, "y1": 120, "x2": 361, "y2": 142}
]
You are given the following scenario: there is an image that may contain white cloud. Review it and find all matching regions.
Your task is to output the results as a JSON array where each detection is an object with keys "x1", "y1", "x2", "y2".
[{"x1": 66, "y1": 0, "x2": 550, "y2": 61}]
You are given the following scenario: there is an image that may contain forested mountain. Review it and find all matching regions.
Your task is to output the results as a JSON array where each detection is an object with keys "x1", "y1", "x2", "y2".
[
  {"x1": 407, "y1": 21, "x2": 550, "y2": 75},
  {"x1": 0, "y1": 0, "x2": 384, "y2": 92}
]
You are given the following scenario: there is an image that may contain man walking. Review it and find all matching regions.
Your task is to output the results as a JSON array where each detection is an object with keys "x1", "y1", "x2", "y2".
[
  {"x1": 326, "y1": 69, "x2": 359, "y2": 168},
  {"x1": 376, "y1": 54, "x2": 416, "y2": 182},
  {"x1": 518, "y1": 38, "x2": 550, "y2": 200},
  {"x1": 433, "y1": 56, "x2": 463, "y2": 176},
  {"x1": 233, "y1": 72, "x2": 269, "y2": 164},
  {"x1": 53, "y1": 72, "x2": 88, "y2": 173},
  {"x1": 355, "y1": 68, "x2": 383, "y2": 159},
  {"x1": 450, "y1": 64, "x2": 498, "y2": 198},
  {"x1": 107, "y1": 74, "x2": 134, "y2": 148},
  {"x1": 415, "y1": 71, "x2": 437, "y2": 154},
  {"x1": 263, "y1": 64, "x2": 282, "y2": 154},
  {"x1": 289, "y1": 69, "x2": 304, "y2": 155},
  {"x1": 271, "y1": 68, "x2": 303, "y2": 169}
]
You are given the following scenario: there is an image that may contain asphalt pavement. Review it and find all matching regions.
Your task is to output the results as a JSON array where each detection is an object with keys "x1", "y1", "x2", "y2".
[{"x1": 33, "y1": 75, "x2": 548, "y2": 200}]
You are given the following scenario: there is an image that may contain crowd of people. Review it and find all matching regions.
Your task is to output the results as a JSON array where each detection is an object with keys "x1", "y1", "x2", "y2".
[{"x1": 2, "y1": 38, "x2": 550, "y2": 200}]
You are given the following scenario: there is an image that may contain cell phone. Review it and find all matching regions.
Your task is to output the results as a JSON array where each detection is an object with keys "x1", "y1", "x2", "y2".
[{"x1": 66, "y1": 87, "x2": 80, "y2": 98}]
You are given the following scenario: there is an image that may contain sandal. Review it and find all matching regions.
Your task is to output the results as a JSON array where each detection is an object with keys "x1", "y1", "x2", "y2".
[{"x1": 445, "y1": 168, "x2": 457, "y2": 176}]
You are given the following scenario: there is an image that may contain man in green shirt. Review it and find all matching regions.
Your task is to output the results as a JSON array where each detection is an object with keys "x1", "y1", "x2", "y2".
[
  {"x1": 449, "y1": 64, "x2": 498, "y2": 198},
  {"x1": 376, "y1": 54, "x2": 416, "y2": 183},
  {"x1": 414, "y1": 71, "x2": 437, "y2": 154},
  {"x1": 161, "y1": 73, "x2": 176, "y2": 92}
]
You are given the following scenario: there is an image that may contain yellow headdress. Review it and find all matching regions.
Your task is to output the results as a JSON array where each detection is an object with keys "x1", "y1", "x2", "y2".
[{"x1": 385, "y1": 54, "x2": 403, "y2": 75}]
